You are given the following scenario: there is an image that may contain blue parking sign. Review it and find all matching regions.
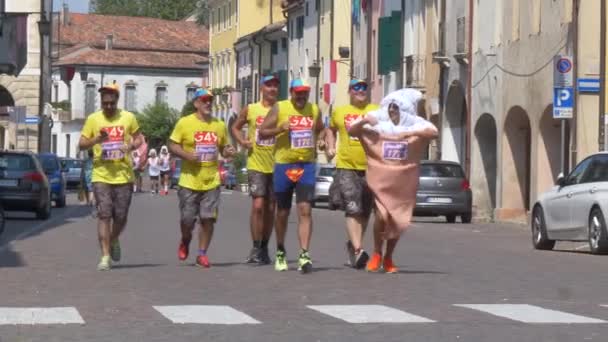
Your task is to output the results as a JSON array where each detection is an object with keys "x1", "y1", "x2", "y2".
[{"x1": 553, "y1": 87, "x2": 573, "y2": 119}]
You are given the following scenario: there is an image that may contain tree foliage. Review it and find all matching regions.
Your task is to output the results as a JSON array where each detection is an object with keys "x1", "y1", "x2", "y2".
[
  {"x1": 93, "y1": 0, "x2": 209, "y2": 24},
  {"x1": 135, "y1": 103, "x2": 179, "y2": 149},
  {"x1": 181, "y1": 101, "x2": 196, "y2": 117}
]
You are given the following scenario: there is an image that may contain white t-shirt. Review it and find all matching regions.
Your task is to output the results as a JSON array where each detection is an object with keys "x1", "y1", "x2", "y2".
[
  {"x1": 159, "y1": 154, "x2": 171, "y2": 172},
  {"x1": 148, "y1": 157, "x2": 161, "y2": 176}
]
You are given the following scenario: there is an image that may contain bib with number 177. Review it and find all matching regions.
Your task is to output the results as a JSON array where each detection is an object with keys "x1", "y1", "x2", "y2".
[
  {"x1": 101, "y1": 126, "x2": 125, "y2": 161},
  {"x1": 289, "y1": 115, "x2": 314, "y2": 149},
  {"x1": 194, "y1": 131, "x2": 218, "y2": 162},
  {"x1": 382, "y1": 141, "x2": 408, "y2": 161}
]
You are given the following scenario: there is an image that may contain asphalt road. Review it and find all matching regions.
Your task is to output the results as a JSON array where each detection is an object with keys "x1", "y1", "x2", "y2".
[{"x1": 1, "y1": 189, "x2": 608, "y2": 342}]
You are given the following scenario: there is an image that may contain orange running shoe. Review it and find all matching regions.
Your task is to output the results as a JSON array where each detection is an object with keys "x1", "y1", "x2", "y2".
[
  {"x1": 178, "y1": 239, "x2": 190, "y2": 261},
  {"x1": 383, "y1": 258, "x2": 398, "y2": 274},
  {"x1": 366, "y1": 253, "x2": 382, "y2": 272},
  {"x1": 196, "y1": 255, "x2": 210, "y2": 268}
]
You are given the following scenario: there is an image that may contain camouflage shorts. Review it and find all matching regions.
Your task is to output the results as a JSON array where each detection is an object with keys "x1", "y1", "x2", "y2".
[
  {"x1": 93, "y1": 182, "x2": 133, "y2": 221},
  {"x1": 248, "y1": 170, "x2": 274, "y2": 198},
  {"x1": 329, "y1": 169, "x2": 373, "y2": 217},
  {"x1": 178, "y1": 186, "x2": 221, "y2": 225}
]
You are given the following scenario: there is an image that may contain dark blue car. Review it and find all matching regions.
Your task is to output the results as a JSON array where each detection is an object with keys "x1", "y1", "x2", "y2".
[{"x1": 38, "y1": 153, "x2": 67, "y2": 208}]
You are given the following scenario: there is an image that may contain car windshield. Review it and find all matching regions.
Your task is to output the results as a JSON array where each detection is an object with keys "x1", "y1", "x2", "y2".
[
  {"x1": 63, "y1": 159, "x2": 82, "y2": 169},
  {"x1": 319, "y1": 167, "x2": 336, "y2": 177},
  {"x1": 39, "y1": 156, "x2": 59, "y2": 173},
  {"x1": 0, "y1": 154, "x2": 34, "y2": 171},
  {"x1": 420, "y1": 164, "x2": 464, "y2": 178}
]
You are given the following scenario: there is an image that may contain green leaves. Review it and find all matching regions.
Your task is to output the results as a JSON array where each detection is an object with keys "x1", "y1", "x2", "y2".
[
  {"x1": 135, "y1": 103, "x2": 179, "y2": 148},
  {"x1": 93, "y1": 0, "x2": 209, "y2": 23}
]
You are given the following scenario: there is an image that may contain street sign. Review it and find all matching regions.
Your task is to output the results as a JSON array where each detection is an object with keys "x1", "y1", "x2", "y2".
[
  {"x1": 24, "y1": 116, "x2": 40, "y2": 125},
  {"x1": 554, "y1": 55, "x2": 574, "y2": 88},
  {"x1": 577, "y1": 78, "x2": 600, "y2": 93},
  {"x1": 553, "y1": 87, "x2": 574, "y2": 119}
]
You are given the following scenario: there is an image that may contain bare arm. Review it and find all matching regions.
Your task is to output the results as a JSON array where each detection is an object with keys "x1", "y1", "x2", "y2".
[
  {"x1": 347, "y1": 116, "x2": 374, "y2": 138},
  {"x1": 78, "y1": 134, "x2": 103, "y2": 150},
  {"x1": 231, "y1": 107, "x2": 252, "y2": 148},
  {"x1": 169, "y1": 141, "x2": 198, "y2": 162},
  {"x1": 259, "y1": 103, "x2": 288, "y2": 138},
  {"x1": 396, "y1": 125, "x2": 439, "y2": 140}
]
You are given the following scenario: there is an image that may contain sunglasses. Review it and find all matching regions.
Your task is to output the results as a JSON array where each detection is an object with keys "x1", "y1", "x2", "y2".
[{"x1": 351, "y1": 84, "x2": 368, "y2": 92}]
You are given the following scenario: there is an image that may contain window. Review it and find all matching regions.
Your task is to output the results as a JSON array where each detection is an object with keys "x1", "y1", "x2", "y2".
[
  {"x1": 228, "y1": 2, "x2": 231, "y2": 26},
  {"x1": 315, "y1": 0, "x2": 319, "y2": 11},
  {"x1": 210, "y1": 12, "x2": 213, "y2": 33},
  {"x1": 420, "y1": 164, "x2": 465, "y2": 178},
  {"x1": 186, "y1": 87, "x2": 197, "y2": 101},
  {"x1": 306, "y1": 1, "x2": 309, "y2": 16},
  {"x1": 217, "y1": 8, "x2": 221, "y2": 32},
  {"x1": 296, "y1": 16, "x2": 304, "y2": 39},
  {"x1": 84, "y1": 84, "x2": 96, "y2": 116},
  {"x1": 281, "y1": 38, "x2": 287, "y2": 50},
  {"x1": 566, "y1": 158, "x2": 594, "y2": 186},
  {"x1": 235, "y1": 0, "x2": 238, "y2": 22},
  {"x1": 65, "y1": 134, "x2": 71, "y2": 158},
  {"x1": 124, "y1": 84, "x2": 136, "y2": 112},
  {"x1": 580, "y1": 155, "x2": 608, "y2": 184},
  {"x1": 52, "y1": 134, "x2": 57, "y2": 154},
  {"x1": 289, "y1": 19, "x2": 294, "y2": 40},
  {"x1": 53, "y1": 83, "x2": 58, "y2": 102},
  {"x1": 223, "y1": 5, "x2": 227, "y2": 29},
  {"x1": 271, "y1": 41, "x2": 278, "y2": 55},
  {"x1": 155, "y1": 86, "x2": 167, "y2": 104}
]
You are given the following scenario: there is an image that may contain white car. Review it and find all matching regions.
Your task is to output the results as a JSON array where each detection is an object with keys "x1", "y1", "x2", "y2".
[{"x1": 532, "y1": 152, "x2": 608, "y2": 254}]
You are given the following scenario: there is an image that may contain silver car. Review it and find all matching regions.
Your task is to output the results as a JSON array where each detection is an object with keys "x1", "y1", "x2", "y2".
[
  {"x1": 313, "y1": 164, "x2": 336, "y2": 206},
  {"x1": 60, "y1": 158, "x2": 83, "y2": 188},
  {"x1": 532, "y1": 152, "x2": 608, "y2": 254}
]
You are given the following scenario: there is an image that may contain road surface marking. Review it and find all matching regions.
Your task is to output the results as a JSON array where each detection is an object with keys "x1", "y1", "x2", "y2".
[
  {"x1": 307, "y1": 305, "x2": 435, "y2": 323},
  {"x1": 0, "y1": 307, "x2": 85, "y2": 325},
  {"x1": 153, "y1": 305, "x2": 260, "y2": 324},
  {"x1": 454, "y1": 304, "x2": 606, "y2": 323}
]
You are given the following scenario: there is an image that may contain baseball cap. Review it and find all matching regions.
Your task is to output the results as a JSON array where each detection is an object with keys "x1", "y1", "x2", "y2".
[
  {"x1": 193, "y1": 88, "x2": 213, "y2": 100},
  {"x1": 260, "y1": 74, "x2": 280, "y2": 85},
  {"x1": 98, "y1": 83, "x2": 120, "y2": 94},
  {"x1": 290, "y1": 78, "x2": 311, "y2": 92},
  {"x1": 349, "y1": 79, "x2": 368, "y2": 89}
]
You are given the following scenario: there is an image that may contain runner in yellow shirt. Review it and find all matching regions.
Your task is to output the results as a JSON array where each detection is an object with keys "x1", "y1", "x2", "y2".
[
  {"x1": 325, "y1": 79, "x2": 379, "y2": 269},
  {"x1": 231, "y1": 74, "x2": 279, "y2": 265},
  {"x1": 259, "y1": 79, "x2": 324, "y2": 274},
  {"x1": 78, "y1": 83, "x2": 144, "y2": 271},
  {"x1": 169, "y1": 88, "x2": 236, "y2": 268}
]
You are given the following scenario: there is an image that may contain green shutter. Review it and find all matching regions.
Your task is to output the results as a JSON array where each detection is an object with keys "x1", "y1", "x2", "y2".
[
  {"x1": 278, "y1": 70, "x2": 288, "y2": 100},
  {"x1": 377, "y1": 11, "x2": 402, "y2": 75},
  {"x1": 377, "y1": 16, "x2": 390, "y2": 74}
]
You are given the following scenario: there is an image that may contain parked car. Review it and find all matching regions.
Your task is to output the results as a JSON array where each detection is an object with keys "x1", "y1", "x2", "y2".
[
  {"x1": 313, "y1": 164, "x2": 336, "y2": 206},
  {"x1": 38, "y1": 153, "x2": 67, "y2": 208},
  {"x1": 0, "y1": 151, "x2": 52, "y2": 219},
  {"x1": 414, "y1": 160, "x2": 472, "y2": 223},
  {"x1": 60, "y1": 158, "x2": 83, "y2": 188},
  {"x1": 170, "y1": 158, "x2": 181, "y2": 188},
  {"x1": 0, "y1": 203, "x2": 5, "y2": 236},
  {"x1": 532, "y1": 152, "x2": 608, "y2": 254}
]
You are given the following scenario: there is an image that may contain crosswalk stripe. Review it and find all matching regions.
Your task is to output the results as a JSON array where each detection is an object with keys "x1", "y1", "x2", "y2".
[
  {"x1": 307, "y1": 305, "x2": 435, "y2": 323},
  {"x1": 153, "y1": 305, "x2": 261, "y2": 324},
  {"x1": 454, "y1": 304, "x2": 606, "y2": 324},
  {"x1": 0, "y1": 307, "x2": 85, "y2": 325}
]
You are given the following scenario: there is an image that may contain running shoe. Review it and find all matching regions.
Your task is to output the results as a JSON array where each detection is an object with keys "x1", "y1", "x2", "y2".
[
  {"x1": 366, "y1": 252, "x2": 382, "y2": 272},
  {"x1": 97, "y1": 255, "x2": 111, "y2": 271},
  {"x1": 274, "y1": 250, "x2": 288, "y2": 271},
  {"x1": 110, "y1": 240, "x2": 121, "y2": 262},
  {"x1": 345, "y1": 240, "x2": 356, "y2": 267},
  {"x1": 245, "y1": 247, "x2": 261, "y2": 264},
  {"x1": 178, "y1": 239, "x2": 190, "y2": 261},
  {"x1": 383, "y1": 258, "x2": 398, "y2": 274},
  {"x1": 353, "y1": 249, "x2": 370, "y2": 270},
  {"x1": 196, "y1": 255, "x2": 210, "y2": 268},
  {"x1": 258, "y1": 247, "x2": 271, "y2": 265},
  {"x1": 297, "y1": 251, "x2": 312, "y2": 274}
]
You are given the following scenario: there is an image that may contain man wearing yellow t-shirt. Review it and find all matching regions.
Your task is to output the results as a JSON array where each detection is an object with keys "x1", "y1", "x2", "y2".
[
  {"x1": 78, "y1": 83, "x2": 144, "y2": 271},
  {"x1": 169, "y1": 88, "x2": 236, "y2": 268},
  {"x1": 231, "y1": 74, "x2": 279, "y2": 265},
  {"x1": 259, "y1": 79, "x2": 324, "y2": 274},
  {"x1": 325, "y1": 79, "x2": 379, "y2": 270}
]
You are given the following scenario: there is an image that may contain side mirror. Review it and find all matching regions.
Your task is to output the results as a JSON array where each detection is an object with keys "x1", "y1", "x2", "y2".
[{"x1": 556, "y1": 173, "x2": 566, "y2": 187}]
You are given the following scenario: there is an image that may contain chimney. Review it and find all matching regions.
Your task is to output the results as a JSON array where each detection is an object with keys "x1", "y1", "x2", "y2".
[
  {"x1": 105, "y1": 34, "x2": 113, "y2": 50},
  {"x1": 61, "y1": 3, "x2": 70, "y2": 26}
]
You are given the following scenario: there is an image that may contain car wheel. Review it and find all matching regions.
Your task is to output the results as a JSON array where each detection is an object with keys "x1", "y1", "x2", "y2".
[
  {"x1": 56, "y1": 194, "x2": 66, "y2": 208},
  {"x1": 446, "y1": 215, "x2": 457, "y2": 223},
  {"x1": 531, "y1": 206, "x2": 555, "y2": 250},
  {"x1": 461, "y1": 213, "x2": 472, "y2": 224},
  {"x1": 36, "y1": 198, "x2": 51, "y2": 220},
  {"x1": 588, "y1": 207, "x2": 608, "y2": 255}
]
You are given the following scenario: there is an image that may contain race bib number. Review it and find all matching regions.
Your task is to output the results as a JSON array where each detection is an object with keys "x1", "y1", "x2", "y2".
[
  {"x1": 101, "y1": 126, "x2": 125, "y2": 161},
  {"x1": 289, "y1": 115, "x2": 314, "y2": 149},
  {"x1": 382, "y1": 141, "x2": 408, "y2": 161},
  {"x1": 255, "y1": 116, "x2": 275, "y2": 147},
  {"x1": 344, "y1": 114, "x2": 363, "y2": 142},
  {"x1": 194, "y1": 131, "x2": 218, "y2": 162}
]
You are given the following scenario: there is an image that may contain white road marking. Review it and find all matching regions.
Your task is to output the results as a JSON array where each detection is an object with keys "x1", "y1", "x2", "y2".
[
  {"x1": 0, "y1": 307, "x2": 85, "y2": 325},
  {"x1": 307, "y1": 305, "x2": 435, "y2": 323},
  {"x1": 455, "y1": 304, "x2": 606, "y2": 324},
  {"x1": 153, "y1": 305, "x2": 261, "y2": 324},
  {"x1": 575, "y1": 244, "x2": 589, "y2": 250},
  {"x1": 0, "y1": 206, "x2": 80, "y2": 252}
]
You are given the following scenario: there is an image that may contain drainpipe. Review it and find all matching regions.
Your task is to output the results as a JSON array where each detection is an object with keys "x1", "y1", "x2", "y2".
[
  {"x1": 365, "y1": 0, "x2": 372, "y2": 99},
  {"x1": 600, "y1": 0, "x2": 606, "y2": 151},
  {"x1": 571, "y1": 0, "x2": 579, "y2": 167},
  {"x1": 248, "y1": 37, "x2": 257, "y2": 103},
  {"x1": 315, "y1": 1, "x2": 321, "y2": 104},
  {"x1": 465, "y1": 0, "x2": 473, "y2": 177}
]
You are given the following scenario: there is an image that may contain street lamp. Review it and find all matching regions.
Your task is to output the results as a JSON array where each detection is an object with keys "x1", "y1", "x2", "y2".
[
  {"x1": 37, "y1": 17, "x2": 50, "y2": 36},
  {"x1": 308, "y1": 61, "x2": 321, "y2": 78},
  {"x1": 79, "y1": 69, "x2": 89, "y2": 81}
]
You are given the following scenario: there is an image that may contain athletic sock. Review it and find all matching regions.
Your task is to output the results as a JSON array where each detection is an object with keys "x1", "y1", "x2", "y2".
[
  {"x1": 277, "y1": 244, "x2": 285, "y2": 252},
  {"x1": 198, "y1": 249, "x2": 206, "y2": 256},
  {"x1": 261, "y1": 239, "x2": 269, "y2": 249},
  {"x1": 253, "y1": 240, "x2": 262, "y2": 249}
]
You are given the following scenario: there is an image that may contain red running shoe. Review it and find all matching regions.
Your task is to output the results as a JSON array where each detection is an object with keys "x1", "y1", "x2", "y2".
[
  {"x1": 196, "y1": 255, "x2": 210, "y2": 268},
  {"x1": 178, "y1": 240, "x2": 190, "y2": 261}
]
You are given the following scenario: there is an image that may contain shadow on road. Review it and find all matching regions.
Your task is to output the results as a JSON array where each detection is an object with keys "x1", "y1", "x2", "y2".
[
  {"x1": 112, "y1": 263, "x2": 166, "y2": 269},
  {"x1": 0, "y1": 203, "x2": 92, "y2": 268}
]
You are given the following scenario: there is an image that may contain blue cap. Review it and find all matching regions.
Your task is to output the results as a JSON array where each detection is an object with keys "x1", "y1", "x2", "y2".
[
  {"x1": 289, "y1": 78, "x2": 311, "y2": 91},
  {"x1": 349, "y1": 79, "x2": 368, "y2": 88},
  {"x1": 193, "y1": 88, "x2": 213, "y2": 100},
  {"x1": 260, "y1": 74, "x2": 280, "y2": 85}
]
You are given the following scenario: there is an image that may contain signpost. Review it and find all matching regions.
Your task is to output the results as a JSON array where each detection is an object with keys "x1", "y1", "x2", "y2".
[{"x1": 553, "y1": 55, "x2": 573, "y2": 175}]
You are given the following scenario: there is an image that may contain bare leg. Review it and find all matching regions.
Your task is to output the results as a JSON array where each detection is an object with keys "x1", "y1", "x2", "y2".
[
  {"x1": 296, "y1": 202, "x2": 312, "y2": 250},
  {"x1": 109, "y1": 218, "x2": 127, "y2": 242},
  {"x1": 275, "y1": 208, "x2": 290, "y2": 249},
  {"x1": 346, "y1": 215, "x2": 368, "y2": 250},
  {"x1": 372, "y1": 215, "x2": 384, "y2": 255},
  {"x1": 250, "y1": 197, "x2": 265, "y2": 242},
  {"x1": 98, "y1": 218, "x2": 112, "y2": 256},
  {"x1": 263, "y1": 199, "x2": 275, "y2": 241},
  {"x1": 198, "y1": 219, "x2": 215, "y2": 250},
  {"x1": 385, "y1": 237, "x2": 400, "y2": 259}
]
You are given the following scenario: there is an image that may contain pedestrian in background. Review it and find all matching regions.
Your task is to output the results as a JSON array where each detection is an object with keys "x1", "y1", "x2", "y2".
[
  {"x1": 81, "y1": 149, "x2": 95, "y2": 208},
  {"x1": 147, "y1": 148, "x2": 160, "y2": 194},
  {"x1": 159, "y1": 145, "x2": 171, "y2": 195},
  {"x1": 132, "y1": 150, "x2": 143, "y2": 193}
]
